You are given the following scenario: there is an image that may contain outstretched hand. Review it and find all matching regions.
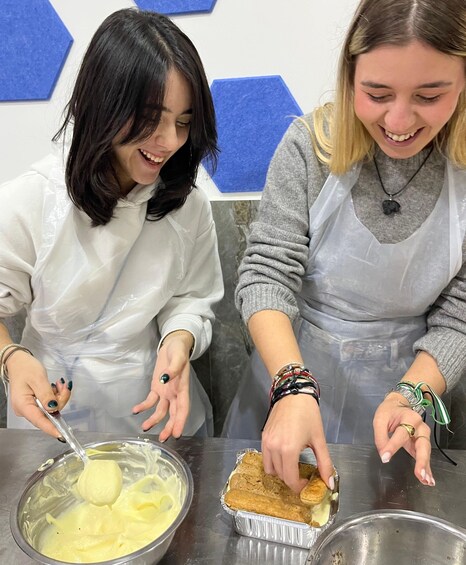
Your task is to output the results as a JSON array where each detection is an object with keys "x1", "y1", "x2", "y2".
[
  {"x1": 133, "y1": 332, "x2": 192, "y2": 442},
  {"x1": 261, "y1": 393, "x2": 335, "y2": 494},
  {"x1": 374, "y1": 392, "x2": 435, "y2": 486}
]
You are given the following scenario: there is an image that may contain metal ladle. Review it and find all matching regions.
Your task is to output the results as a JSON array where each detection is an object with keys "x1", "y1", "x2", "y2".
[{"x1": 35, "y1": 398, "x2": 89, "y2": 464}]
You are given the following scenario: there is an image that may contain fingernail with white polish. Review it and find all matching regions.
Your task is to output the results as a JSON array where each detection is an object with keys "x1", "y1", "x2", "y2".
[
  {"x1": 430, "y1": 477, "x2": 436, "y2": 487},
  {"x1": 329, "y1": 476, "x2": 335, "y2": 491},
  {"x1": 381, "y1": 452, "x2": 391, "y2": 463},
  {"x1": 421, "y1": 469, "x2": 426, "y2": 480}
]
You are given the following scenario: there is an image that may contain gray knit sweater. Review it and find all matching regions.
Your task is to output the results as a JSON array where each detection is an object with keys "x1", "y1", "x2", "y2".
[{"x1": 235, "y1": 114, "x2": 466, "y2": 391}]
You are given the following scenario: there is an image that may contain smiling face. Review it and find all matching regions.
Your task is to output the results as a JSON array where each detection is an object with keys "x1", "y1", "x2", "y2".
[
  {"x1": 353, "y1": 40, "x2": 465, "y2": 159},
  {"x1": 112, "y1": 69, "x2": 192, "y2": 194}
]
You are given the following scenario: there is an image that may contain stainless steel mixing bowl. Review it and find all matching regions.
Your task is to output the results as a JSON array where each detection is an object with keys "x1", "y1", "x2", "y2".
[
  {"x1": 306, "y1": 509, "x2": 466, "y2": 565},
  {"x1": 10, "y1": 438, "x2": 193, "y2": 565}
]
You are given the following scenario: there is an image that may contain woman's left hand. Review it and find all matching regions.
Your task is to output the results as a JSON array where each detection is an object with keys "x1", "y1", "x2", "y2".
[
  {"x1": 132, "y1": 331, "x2": 193, "y2": 442},
  {"x1": 373, "y1": 392, "x2": 435, "y2": 487}
]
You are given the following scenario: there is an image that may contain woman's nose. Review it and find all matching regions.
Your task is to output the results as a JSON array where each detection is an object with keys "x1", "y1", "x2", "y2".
[
  {"x1": 153, "y1": 121, "x2": 179, "y2": 151},
  {"x1": 384, "y1": 100, "x2": 417, "y2": 134}
]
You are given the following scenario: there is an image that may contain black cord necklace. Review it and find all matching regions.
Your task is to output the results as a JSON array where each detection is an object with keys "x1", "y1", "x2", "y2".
[{"x1": 374, "y1": 146, "x2": 434, "y2": 216}]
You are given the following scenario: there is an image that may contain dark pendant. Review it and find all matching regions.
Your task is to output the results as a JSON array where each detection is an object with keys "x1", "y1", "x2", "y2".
[{"x1": 382, "y1": 199, "x2": 401, "y2": 215}]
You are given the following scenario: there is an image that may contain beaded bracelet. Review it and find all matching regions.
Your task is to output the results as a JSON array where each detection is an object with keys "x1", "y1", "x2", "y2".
[
  {"x1": 262, "y1": 366, "x2": 320, "y2": 430},
  {"x1": 271, "y1": 381, "x2": 320, "y2": 406},
  {"x1": 272, "y1": 362, "x2": 306, "y2": 383},
  {"x1": 271, "y1": 376, "x2": 320, "y2": 403},
  {"x1": 272, "y1": 364, "x2": 318, "y2": 391}
]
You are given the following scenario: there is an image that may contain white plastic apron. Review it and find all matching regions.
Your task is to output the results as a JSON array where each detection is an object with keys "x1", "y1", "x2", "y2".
[
  {"x1": 8, "y1": 158, "x2": 212, "y2": 436},
  {"x1": 223, "y1": 160, "x2": 465, "y2": 443}
]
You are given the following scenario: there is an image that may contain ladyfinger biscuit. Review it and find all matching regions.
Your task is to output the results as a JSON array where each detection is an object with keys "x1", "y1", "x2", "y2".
[
  {"x1": 299, "y1": 462, "x2": 317, "y2": 479},
  {"x1": 240, "y1": 451, "x2": 263, "y2": 468},
  {"x1": 241, "y1": 451, "x2": 315, "y2": 480},
  {"x1": 229, "y1": 472, "x2": 267, "y2": 495},
  {"x1": 236, "y1": 461, "x2": 263, "y2": 478},
  {"x1": 261, "y1": 473, "x2": 302, "y2": 505},
  {"x1": 299, "y1": 476, "x2": 328, "y2": 506},
  {"x1": 232, "y1": 467, "x2": 312, "y2": 507},
  {"x1": 224, "y1": 489, "x2": 312, "y2": 523}
]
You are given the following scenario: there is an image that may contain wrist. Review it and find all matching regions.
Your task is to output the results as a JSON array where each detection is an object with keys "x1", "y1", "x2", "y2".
[
  {"x1": 160, "y1": 330, "x2": 195, "y2": 357},
  {"x1": 0, "y1": 344, "x2": 34, "y2": 387},
  {"x1": 261, "y1": 365, "x2": 320, "y2": 431}
]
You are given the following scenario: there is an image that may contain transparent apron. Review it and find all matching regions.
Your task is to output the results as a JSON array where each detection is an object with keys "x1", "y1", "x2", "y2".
[
  {"x1": 8, "y1": 159, "x2": 212, "y2": 436},
  {"x1": 223, "y1": 161, "x2": 465, "y2": 443}
]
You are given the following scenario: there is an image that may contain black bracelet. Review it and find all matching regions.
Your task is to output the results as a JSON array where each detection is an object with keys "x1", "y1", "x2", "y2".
[
  {"x1": 272, "y1": 376, "x2": 319, "y2": 398},
  {"x1": 261, "y1": 382, "x2": 320, "y2": 431}
]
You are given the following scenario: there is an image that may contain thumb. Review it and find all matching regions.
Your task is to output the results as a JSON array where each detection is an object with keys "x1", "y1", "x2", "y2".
[{"x1": 160, "y1": 353, "x2": 189, "y2": 384}]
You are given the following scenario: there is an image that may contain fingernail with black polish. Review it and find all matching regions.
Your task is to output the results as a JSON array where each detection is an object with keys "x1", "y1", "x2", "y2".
[
  {"x1": 57, "y1": 436, "x2": 66, "y2": 443},
  {"x1": 48, "y1": 400, "x2": 58, "y2": 409},
  {"x1": 60, "y1": 378, "x2": 65, "y2": 384},
  {"x1": 159, "y1": 373, "x2": 170, "y2": 384},
  {"x1": 67, "y1": 380, "x2": 73, "y2": 391},
  {"x1": 51, "y1": 383, "x2": 57, "y2": 389}
]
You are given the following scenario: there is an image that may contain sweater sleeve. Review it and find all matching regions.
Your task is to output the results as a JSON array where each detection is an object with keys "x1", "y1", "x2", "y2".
[
  {"x1": 414, "y1": 255, "x2": 466, "y2": 392},
  {"x1": 235, "y1": 117, "x2": 326, "y2": 325}
]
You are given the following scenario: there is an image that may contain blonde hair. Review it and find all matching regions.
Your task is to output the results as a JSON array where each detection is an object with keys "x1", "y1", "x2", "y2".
[{"x1": 312, "y1": 0, "x2": 466, "y2": 174}]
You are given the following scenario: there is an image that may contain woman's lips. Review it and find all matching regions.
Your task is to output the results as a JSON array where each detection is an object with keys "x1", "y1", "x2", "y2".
[
  {"x1": 379, "y1": 126, "x2": 423, "y2": 147},
  {"x1": 139, "y1": 148, "x2": 164, "y2": 167}
]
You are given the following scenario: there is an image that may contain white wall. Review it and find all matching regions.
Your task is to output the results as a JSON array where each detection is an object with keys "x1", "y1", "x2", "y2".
[{"x1": 0, "y1": 0, "x2": 359, "y2": 198}]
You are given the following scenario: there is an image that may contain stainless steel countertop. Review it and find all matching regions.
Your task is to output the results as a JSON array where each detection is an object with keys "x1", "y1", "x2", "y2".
[{"x1": 1, "y1": 429, "x2": 465, "y2": 564}]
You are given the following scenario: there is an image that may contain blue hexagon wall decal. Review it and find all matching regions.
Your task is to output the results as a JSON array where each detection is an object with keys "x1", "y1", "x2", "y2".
[
  {"x1": 134, "y1": 0, "x2": 217, "y2": 15},
  {"x1": 0, "y1": 0, "x2": 73, "y2": 102},
  {"x1": 205, "y1": 76, "x2": 302, "y2": 193}
]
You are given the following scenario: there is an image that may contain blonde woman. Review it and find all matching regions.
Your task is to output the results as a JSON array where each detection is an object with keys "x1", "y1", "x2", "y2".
[{"x1": 224, "y1": 0, "x2": 466, "y2": 493}]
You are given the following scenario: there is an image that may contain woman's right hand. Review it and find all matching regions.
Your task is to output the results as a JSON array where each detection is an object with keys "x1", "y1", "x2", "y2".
[
  {"x1": 7, "y1": 350, "x2": 71, "y2": 438},
  {"x1": 261, "y1": 393, "x2": 335, "y2": 494}
]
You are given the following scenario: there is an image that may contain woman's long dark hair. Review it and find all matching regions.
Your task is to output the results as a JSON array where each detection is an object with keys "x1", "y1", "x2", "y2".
[{"x1": 53, "y1": 8, "x2": 218, "y2": 226}]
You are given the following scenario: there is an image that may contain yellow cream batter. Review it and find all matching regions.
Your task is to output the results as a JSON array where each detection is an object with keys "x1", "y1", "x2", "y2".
[
  {"x1": 39, "y1": 472, "x2": 181, "y2": 563},
  {"x1": 310, "y1": 490, "x2": 338, "y2": 527},
  {"x1": 77, "y1": 459, "x2": 123, "y2": 506}
]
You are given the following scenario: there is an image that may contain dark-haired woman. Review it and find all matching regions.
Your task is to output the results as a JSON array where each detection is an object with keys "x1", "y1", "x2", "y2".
[{"x1": 0, "y1": 8, "x2": 223, "y2": 441}]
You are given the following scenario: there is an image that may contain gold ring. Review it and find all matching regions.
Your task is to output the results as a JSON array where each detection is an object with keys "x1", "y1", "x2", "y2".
[
  {"x1": 398, "y1": 423, "x2": 416, "y2": 438},
  {"x1": 415, "y1": 435, "x2": 430, "y2": 442}
]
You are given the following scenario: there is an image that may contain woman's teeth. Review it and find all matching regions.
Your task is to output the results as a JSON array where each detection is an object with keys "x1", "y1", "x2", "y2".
[
  {"x1": 139, "y1": 149, "x2": 163, "y2": 164},
  {"x1": 384, "y1": 129, "x2": 417, "y2": 142}
]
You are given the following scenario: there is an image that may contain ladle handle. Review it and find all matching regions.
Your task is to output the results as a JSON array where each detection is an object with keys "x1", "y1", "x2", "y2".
[{"x1": 35, "y1": 398, "x2": 89, "y2": 464}]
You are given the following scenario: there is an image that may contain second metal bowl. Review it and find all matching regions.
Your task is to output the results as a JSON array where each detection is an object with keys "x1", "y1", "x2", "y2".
[{"x1": 306, "y1": 509, "x2": 466, "y2": 565}]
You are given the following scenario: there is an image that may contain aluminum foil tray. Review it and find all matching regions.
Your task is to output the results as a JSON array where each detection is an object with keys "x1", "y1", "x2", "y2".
[{"x1": 220, "y1": 449, "x2": 339, "y2": 549}]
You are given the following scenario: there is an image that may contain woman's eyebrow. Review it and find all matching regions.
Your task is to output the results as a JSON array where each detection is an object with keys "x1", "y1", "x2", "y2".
[
  {"x1": 161, "y1": 106, "x2": 193, "y2": 115},
  {"x1": 360, "y1": 80, "x2": 453, "y2": 88}
]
